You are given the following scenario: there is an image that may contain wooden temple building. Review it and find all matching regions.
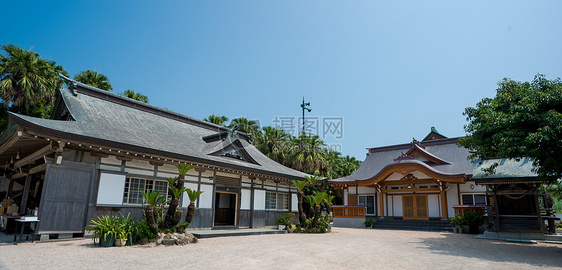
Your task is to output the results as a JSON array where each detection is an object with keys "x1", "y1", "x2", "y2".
[
  {"x1": 473, "y1": 158, "x2": 559, "y2": 236},
  {"x1": 0, "y1": 82, "x2": 307, "y2": 238},
  {"x1": 329, "y1": 129, "x2": 485, "y2": 227}
]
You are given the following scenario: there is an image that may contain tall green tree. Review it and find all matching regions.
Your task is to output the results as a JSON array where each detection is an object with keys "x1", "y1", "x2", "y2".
[
  {"x1": 255, "y1": 126, "x2": 291, "y2": 164},
  {"x1": 229, "y1": 117, "x2": 260, "y2": 143},
  {"x1": 290, "y1": 132, "x2": 327, "y2": 175},
  {"x1": 124, "y1": 89, "x2": 148, "y2": 103},
  {"x1": 0, "y1": 44, "x2": 67, "y2": 111},
  {"x1": 458, "y1": 74, "x2": 562, "y2": 183},
  {"x1": 203, "y1": 114, "x2": 229, "y2": 126},
  {"x1": 74, "y1": 70, "x2": 113, "y2": 91}
]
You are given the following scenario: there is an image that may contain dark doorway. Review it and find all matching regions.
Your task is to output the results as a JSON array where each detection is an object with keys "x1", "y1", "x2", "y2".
[{"x1": 214, "y1": 192, "x2": 237, "y2": 226}]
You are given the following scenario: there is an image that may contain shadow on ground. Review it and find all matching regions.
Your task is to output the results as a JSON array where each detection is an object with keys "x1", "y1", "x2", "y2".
[{"x1": 417, "y1": 233, "x2": 562, "y2": 268}]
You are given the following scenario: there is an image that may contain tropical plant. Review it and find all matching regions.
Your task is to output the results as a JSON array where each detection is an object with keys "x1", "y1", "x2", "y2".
[
  {"x1": 0, "y1": 44, "x2": 67, "y2": 114},
  {"x1": 255, "y1": 126, "x2": 291, "y2": 164},
  {"x1": 203, "y1": 114, "x2": 229, "y2": 126},
  {"x1": 162, "y1": 164, "x2": 194, "y2": 230},
  {"x1": 141, "y1": 190, "x2": 164, "y2": 235},
  {"x1": 184, "y1": 188, "x2": 204, "y2": 226},
  {"x1": 229, "y1": 117, "x2": 260, "y2": 142},
  {"x1": 291, "y1": 132, "x2": 327, "y2": 175},
  {"x1": 124, "y1": 89, "x2": 148, "y2": 103},
  {"x1": 292, "y1": 179, "x2": 308, "y2": 226},
  {"x1": 306, "y1": 192, "x2": 328, "y2": 231},
  {"x1": 462, "y1": 211, "x2": 483, "y2": 234},
  {"x1": 274, "y1": 213, "x2": 295, "y2": 229},
  {"x1": 449, "y1": 214, "x2": 465, "y2": 226},
  {"x1": 74, "y1": 70, "x2": 113, "y2": 91},
  {"x1": 87, "y1": 215, "x2": 120, "y2": 245},
  {"x1": 363, "y1": 219, "x2": 375, "y2": 227}
]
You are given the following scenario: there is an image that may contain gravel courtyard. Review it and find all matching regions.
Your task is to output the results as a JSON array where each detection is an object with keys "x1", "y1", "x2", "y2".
[{"x1": 0, "y1": 227, "x2": 561, "y2": 270}]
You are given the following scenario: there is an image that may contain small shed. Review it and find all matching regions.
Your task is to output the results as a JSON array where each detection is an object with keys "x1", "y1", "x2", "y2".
[{"x1": 473, "y1": 158, "x2": 554, "y2": 233}]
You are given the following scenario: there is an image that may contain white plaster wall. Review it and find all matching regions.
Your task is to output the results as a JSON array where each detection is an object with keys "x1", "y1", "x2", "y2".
[
  {"x1": 97, "y1": 173, "x2": 126, "y2": 205},
  {"x1": 198, "y1": 184, "x2": 214, "y2": 209},
  {"x1": 344, "y1": 190, "x2": 348, "y2": 205},
  {"x1": 459, "y1": 181, "x2": 486, "y2": 192},
  {"x1": 99, "y1": 164, "x2": 121, "y2": 172},
  {"x1": 291, "y1": 193, "x2": 298, "y2": 212},
  {"x1": 447, "y1": 184, "x2": 460, "y2": 217},
  {"x1": 126, "y1": 159, "x2": 152, "y2": 169},
  {"x1": 241, "y1": 189, "x2": 251, "y2": 210},
  {"x1": 181, "y1": 182, "x2": 198, "y2": 208},
  {"x1": 428, "y1": 194, "x2": 439, "y2": 218},
  {"x1": 124, "y1": 167, "x2": 153, "y2": 176},
  {"x1": 100, "y1": 156, "x2": 121, "y2": 165},
  {"x1": 254, "y1": 190, "x2": 266, "y2": 210},
  {"x1": 200, "y1": 170, "x2": 214, "y2": 183},
  {"x1": 392, "y1": 195, "x2": 402, "y2": 217},
  {"x1": 357, "y1": 186, "x2": 376, "y2": 194}
]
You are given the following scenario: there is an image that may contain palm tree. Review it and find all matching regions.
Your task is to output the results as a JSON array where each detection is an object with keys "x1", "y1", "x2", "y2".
[
  {"x1": 292, "y1": 179, "x2": 308, "y2": 226},
  {"x1": 255, "y1": 126, "x2": 291, "y2": 164},
  {"x1": 184, "y1": 189, "x2": 204, "y2": 226},
  {"x1": 162, "y1": 164, "x2": 194, "y2": 229},
  {"x1": 203, "y1": 114, "x2": 229, "y2": 126},
  {"x1": 290, "y1": 132, "x2": 327, "y2": 174},
  {"x1": 74, "y1": 70, "x2": 113, "y2": 91},
  {"x1": 124, "y1": 89, "x2": 148, "y2": 103},
  {"x1": 229, "y1": 117, "x2": 260, "y2": 135},
  {"x1": 0, "y1": 44, "x2": 67, "y2": 111}
]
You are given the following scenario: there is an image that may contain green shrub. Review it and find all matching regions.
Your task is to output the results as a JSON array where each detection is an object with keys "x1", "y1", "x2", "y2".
[
  {"x1": 363, "y1": 219, "x2": 375, "y2": 227},
  {"x1": 462, "y1": 211, "x2": 483, "y2": 227}
]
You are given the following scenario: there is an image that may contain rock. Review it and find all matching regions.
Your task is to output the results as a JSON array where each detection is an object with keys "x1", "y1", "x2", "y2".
[{"x1": 161, "y1": 239, "x2": 176, "y2": 246}]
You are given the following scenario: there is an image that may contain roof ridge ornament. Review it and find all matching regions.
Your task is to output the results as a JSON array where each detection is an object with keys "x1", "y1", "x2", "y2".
[
  {"x1": 412, "y1": 138, "x2": 425, "y2": 149},
  {"x1": 393, "y1": 152, "x2": 415, "y2": 161}
]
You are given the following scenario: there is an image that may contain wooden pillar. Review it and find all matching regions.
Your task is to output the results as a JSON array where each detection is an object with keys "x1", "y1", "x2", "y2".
[
  {"x1": 6, "y1": 176, "x2": 14, "y2": 199},
  {"x1": 379, "y1": 192, "x2": 384, "y2": 217},
  {"x1": 20, "y1": 171, "x2": 32, "y2": 214},
  {"x1": 440, "y1": 190, "x2": 448, "y2": 219},
  {"x1": 249, "y1": 177, "x2": 255, "y2": 228}
]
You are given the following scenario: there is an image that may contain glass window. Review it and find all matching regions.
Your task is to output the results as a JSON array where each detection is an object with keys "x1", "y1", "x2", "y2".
[
  {"x1": 266, "y1": 192, "x2": 289, "y2": 210},
  {"x1": 358, "y1": 195, "x2": 375, "y2": 215},
  {"x1": 123, "y1": 177, "x2": 169, "y2": 205},
  {"x1": 462, "y1": 194, "x2": 474, "y2": 205},
  {"x1": 474, "y1": 194, "x2": 486, "y2": 205}
]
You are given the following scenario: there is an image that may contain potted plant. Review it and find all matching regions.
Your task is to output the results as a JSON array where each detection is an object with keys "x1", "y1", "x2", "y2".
[
  {"x1": 463, "y1": 211, "x2": 483, "y2": 234},
  {"x1": 275, "y1": 213, "x2": 296, "y2": 231},
  {"x1": 450, "y1": 214, "x2": 463, "y2": 233},
  {"x1": 87, "y1": 215, "x2": 118, "y2": 247},
  {"x1": 363, "y1": 219, "x2": 375, "y2": 228}
]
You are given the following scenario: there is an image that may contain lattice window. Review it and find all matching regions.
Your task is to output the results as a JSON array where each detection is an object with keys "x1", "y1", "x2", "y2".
[
  {"x1": 123, "y1": 177, "x2": 169, "y2": 205},
  {"x1": 265, "y1": 191, "x2": 289, "y2": 210}
]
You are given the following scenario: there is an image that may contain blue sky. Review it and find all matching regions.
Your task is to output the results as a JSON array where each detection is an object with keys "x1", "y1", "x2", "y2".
[{"x1": 3, "y1": 1, "x2": 561, "y2": 159}]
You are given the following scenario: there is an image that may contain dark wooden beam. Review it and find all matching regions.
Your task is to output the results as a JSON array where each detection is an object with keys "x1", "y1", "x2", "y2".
[
  {"x1": 14, "y1": 144, "x2": 53, "y2": 169},
  {"x1": 19, "y1": 166, "x2": 32, "y2": 214}
]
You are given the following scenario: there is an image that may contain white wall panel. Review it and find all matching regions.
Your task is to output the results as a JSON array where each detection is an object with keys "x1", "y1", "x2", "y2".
[
  {"x1": 392, "y1": 195, "x2": 402, "y2": 216},
  {"x1": 254, "y1": 190, "x2": 266, "y2": 210},
  {"x1": 97, "y1": 173, "x2": 126, "y2": 205},
  {"x1": 428, "y1": 194, "x2": 439, "y2": 217},
  {"x1": 241, "y1": 189, "x2": 251, "y2": 210},
  {"x1": 291, "y1": 193, "x2": 298, "y2": 212},
  {"x1": 198, "y1": 184, "x2": 214, "y2": 209}
]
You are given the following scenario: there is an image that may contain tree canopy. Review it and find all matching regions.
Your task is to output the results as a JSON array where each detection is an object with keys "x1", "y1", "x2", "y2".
[
  {"x1": 74, "y1": 70, "x2": 113, "y2": 91},
  {"x1": 203, "y1": 114, "x2": 229, "y2": 126},
  {"x1": 124, "y1": 89, "x2": 148, "y2": 103},
  {"x1": 458, "y1": 74, "x2": 562, "y2": 182},
  {"x1": 0, "y1": 44, "x2": 67, "y2": 110}
]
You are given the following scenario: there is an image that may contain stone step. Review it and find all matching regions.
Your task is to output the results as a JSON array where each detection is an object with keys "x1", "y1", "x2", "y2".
[
  {"x1": 191, "y1": 228, "x2": 287, "y2": 239},
  {"x1": 544, "y1": 234, "x2": 562, "y2": 242}
]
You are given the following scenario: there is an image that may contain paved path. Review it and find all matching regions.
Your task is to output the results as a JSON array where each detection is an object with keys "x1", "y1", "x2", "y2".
[{"x1": 0, "y1": 227, "x2": 560, "y2": 269}]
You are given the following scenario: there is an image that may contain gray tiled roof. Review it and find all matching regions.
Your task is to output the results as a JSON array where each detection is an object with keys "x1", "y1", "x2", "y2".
[
  {"x1": 10, "y1": 84, "x2": 308, "y2": 180},
  {"x1": 472, "y1": 157, "x2": 537, "y2": 180},
  {"x1": 331, "y1": 138, "x2": 473, "y2": 182}
]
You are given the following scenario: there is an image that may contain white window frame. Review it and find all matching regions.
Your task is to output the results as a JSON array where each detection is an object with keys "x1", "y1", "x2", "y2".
[
  {"x1": 358, "y1": 195, "x2": 375, "y2": 215},
  {"x1": 461, "y1": 193, "x2": 487, "y2": 206},
  {"x1": 123, "y1": 177, "x2": 170, "y2": 205},
  {"x1": 265, "y1": 191, "x2": 289, "y2": 211}
]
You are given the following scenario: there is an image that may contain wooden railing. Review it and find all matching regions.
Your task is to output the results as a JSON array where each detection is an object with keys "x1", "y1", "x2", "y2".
[
  {"x1": 332, "y1": 205, "x2": 366, "y2": 218},
  {"x1": 452, "y1": 205, "x2": 486, "y2": 217}
]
